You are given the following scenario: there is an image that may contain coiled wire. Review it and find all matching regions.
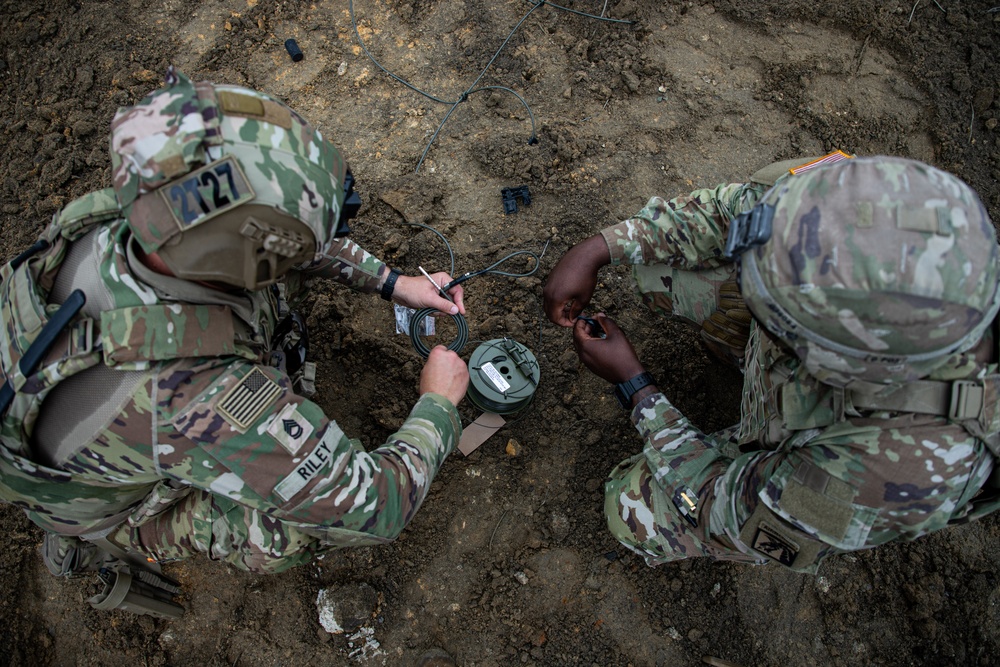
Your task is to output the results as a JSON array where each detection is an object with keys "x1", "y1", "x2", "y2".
[
  {"x1": 409, "y1": 308, "x2": 470, "y2": 358},
  {"x1": 408, "y1": 249, "x2": 540, "y2": 358}
]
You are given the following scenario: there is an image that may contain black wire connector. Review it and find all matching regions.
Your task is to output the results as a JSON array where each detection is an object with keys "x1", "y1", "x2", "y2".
[{"x1": 501, "y1": 186, "x2": 531, "y2": 215}]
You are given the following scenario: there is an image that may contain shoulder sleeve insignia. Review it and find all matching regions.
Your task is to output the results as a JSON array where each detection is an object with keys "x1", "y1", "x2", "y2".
[
  {"x1": 751, "y1": 521, "x2": 799, "y2": 566},
  {"x1": 217, "y1": 366, "x2": 282, "y2": 432}
]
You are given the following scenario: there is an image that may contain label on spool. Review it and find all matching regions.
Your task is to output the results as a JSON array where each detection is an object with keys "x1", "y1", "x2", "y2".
[{"x1": 480, "y1": 362, "x2": 511, "y2": 392}]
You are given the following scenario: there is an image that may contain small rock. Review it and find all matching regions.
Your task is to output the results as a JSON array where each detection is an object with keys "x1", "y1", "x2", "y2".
[
  {"x1": 562, "y1": 87, "x2": 572, "y2": 99},
  {"x1": 316, "y1": 582, "x2": 380, "y2": 634},
  {"x1": 549, "y1": 513, "x2": 570, "y2": 541},
  {"x1": 621, "y1": 70, "x2": 641, "y2": 93},
  {"x1": 513, "y1": 571, "x2": 529, "y2": 585},
  {"x1": 505, "y1": 438, "x2": 521, "y2": 456}
]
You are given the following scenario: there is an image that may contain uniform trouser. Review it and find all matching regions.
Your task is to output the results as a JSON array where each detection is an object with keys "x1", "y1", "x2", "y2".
[
  {"x1": 604, "y1": 264, "x2": 759, "y2": 566},
  {"x1": 109, "y1": 490, "x2": 323, "y2": 574}
]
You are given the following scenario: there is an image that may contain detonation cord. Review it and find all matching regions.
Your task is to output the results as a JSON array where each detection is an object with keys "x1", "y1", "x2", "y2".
[
  {"x1": 348, "y1": 0, "x2": 631, "y2": 171},
  {"x1": 409, "y1": 249, "x2": 541, "y2": 358}
]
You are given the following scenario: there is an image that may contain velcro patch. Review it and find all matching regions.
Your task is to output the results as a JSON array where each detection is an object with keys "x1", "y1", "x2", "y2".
[
  {"x1": 273, "y1": 424, "x2": 344, "y2": 502},
  {"x1": 217, "y1": 367, "x2": 282, "y2": 432},
  {"x1": 157, "y1": 156, "x2": 255, "y2": 230},
  {"x1": 266, "y1": 402, "x2": 315, "y2": 455},
  {"x1": 752, "y1": 522, "x2": 799, "y2": 566}
]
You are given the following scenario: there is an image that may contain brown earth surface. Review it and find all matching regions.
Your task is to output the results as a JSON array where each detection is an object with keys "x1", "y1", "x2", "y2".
[{"x1": 2, "y1": 1, "x2": 1000, "y2": 666}]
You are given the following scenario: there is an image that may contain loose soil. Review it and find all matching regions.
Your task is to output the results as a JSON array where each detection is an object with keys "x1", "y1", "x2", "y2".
[{"x1": 2, "y1": 1, "x2": 1000, "y2": 666}]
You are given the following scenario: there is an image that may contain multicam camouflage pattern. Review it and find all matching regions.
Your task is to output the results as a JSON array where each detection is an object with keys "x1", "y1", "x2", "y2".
[
  {"x1": 600, "y1": 157, "x2": 1000, "y2": 572},
  {"x1": 607, "y1": 390, "x2": 995, "y2": 572},
  {"x1": 299, "y1": 236, "x2": 389, "y2": 294},
  {"x1": 601, "y1": 182, "x2": 767, "y2": 270},
  {"x1": 103, "y1": 374, "x2": 460, "y2": 573},
  {"x1": 740, "y1": 157, "x2": 1000, "y2": 387},
  {"x1": 0, "y1": 186, "x2": 456, "y2": 573}
]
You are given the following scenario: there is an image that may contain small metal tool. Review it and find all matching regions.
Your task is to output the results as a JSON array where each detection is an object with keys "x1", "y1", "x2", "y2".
[{"x1": 418, "y1": 265, "x2": 453, "y2": 302}]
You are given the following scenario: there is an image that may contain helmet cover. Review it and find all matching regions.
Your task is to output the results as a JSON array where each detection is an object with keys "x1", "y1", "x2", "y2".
[
  {"x1": 109, "y1": 66, "x2": 349, "y2": 289},
  {"x1": 738, "y1": 156, "x2": 1000, "y2": 387}
]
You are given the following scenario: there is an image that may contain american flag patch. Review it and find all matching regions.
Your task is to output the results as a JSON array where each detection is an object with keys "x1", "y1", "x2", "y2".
[
  {"x1": 217, "y1": 367, "x2": 282, "y2": 432},
  {"x1": 788, "y1": 150, "x2": 853, "y2": 176}
]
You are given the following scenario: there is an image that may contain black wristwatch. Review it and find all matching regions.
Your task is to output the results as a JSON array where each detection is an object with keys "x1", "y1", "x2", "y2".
[
  {"x1": 380, "y1": 268, "x2": 402, "y2": 301},
  {"x1": 613, "y1": 372, "x2": 655, "y2": 409}
]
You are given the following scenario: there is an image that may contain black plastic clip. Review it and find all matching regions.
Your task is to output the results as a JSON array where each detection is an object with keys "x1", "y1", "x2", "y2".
[
  {"x1": 501, "y1": 186, "x2": 531, "y2": 215},
  {"x1": 333, "y1": 170, "x2": 361, "y2": 238},
  {"x1": 723, "y1": 203, "x2": 775, "y2": 259}
]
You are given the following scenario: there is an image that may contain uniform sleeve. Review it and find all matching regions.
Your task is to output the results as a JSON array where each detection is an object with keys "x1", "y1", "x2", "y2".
[
  {"x1": 156, "y1": 362, "x2": 462, "y2": 546},
  {"x1": 601, "y1": 182, "x2": 767, "y2": 270},
  {"x1": 622, "y1": 392, "x2": 995, "y2": 570},
  {"x1": 298, "y1": 237, "x2": 389, "y2": 293}
]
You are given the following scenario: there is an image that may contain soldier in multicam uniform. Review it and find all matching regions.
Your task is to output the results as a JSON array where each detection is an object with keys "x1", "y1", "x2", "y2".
[
  {"x1": 0, "y1": 67, "x2": 471, "y2": 597},
  {"x1": 543, "y1": 155, "x2": 1000, "y2": 572}
]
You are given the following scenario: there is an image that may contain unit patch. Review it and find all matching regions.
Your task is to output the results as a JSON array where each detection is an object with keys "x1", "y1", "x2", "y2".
[
  {"x1": 217, "y1": 367, "x2": 282, "y2": 432},
  {"x1": 752, "y1": 521, "x2": 800, "y2": 566},
  {"x1": 266, "y1": 402, "x2": 315, "y2": 455},
  {"x1": 273, "y1": 423, "x2": 344, "y2": 502}
]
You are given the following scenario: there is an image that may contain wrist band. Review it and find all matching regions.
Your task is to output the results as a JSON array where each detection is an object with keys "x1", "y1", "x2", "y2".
[
  {"x1": 380, "y1": 268, "x2": 402, "y2": 301},
  {"x1": 613, "y1": 371, "x2": 655, "y2": 409}
]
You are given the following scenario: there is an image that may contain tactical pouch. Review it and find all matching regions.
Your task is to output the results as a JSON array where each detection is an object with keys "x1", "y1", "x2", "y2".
[{"x1": 89, "y1": 564, "x2": 184, "y2": 619}]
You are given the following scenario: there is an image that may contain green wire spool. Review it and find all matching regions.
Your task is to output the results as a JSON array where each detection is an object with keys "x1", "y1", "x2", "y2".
[{"x1": 467, "y1": 338, "x2": 540, "y2": 415}]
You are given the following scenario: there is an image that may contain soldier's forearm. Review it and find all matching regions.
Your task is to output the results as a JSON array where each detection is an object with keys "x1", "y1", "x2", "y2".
[{"x1": 299, "y1": 238, "x2": 387, "y2": 292}]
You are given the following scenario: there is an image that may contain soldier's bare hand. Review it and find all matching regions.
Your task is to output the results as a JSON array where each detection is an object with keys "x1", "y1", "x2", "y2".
[
  {"x1": 419, "y1": 346, "x2": 470, "y2": 407},
  {"x1": 572, "y1": 314, "x2": 645, "y2": 384},
  {"x1": 542, "y1": 234, "x2": 612, "y2": 327},
  {"x1": 393, "y1": 273, "x2": 466, "y2": 316}
]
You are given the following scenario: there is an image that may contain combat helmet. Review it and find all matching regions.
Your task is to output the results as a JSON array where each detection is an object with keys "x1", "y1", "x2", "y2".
[
  {"x1": 727, "y1": 156, "x2": 1000, "y2": 387},
  {"x1": 109, "y1": 66, "x2": 360, "y2": 290}
]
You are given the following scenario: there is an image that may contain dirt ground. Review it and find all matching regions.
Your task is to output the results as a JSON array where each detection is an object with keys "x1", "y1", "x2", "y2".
[{"x1": 2, "y1": 1, "x2": 1000, "y2": 665}]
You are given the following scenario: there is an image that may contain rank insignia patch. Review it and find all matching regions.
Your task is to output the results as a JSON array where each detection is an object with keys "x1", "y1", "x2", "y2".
[
  {"x1": 788, "y1": 150, "x2": 853, "y2": 176},
  {"x1": 266, "y1": 402, "x2": 315, "y2": 455},
  {"x1": 217, "y1": 367, "x2": 282, "y2": 432}
]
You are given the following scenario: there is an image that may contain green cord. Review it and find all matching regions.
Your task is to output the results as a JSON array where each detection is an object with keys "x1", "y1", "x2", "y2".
[{"x1": 409, "y1": 308, "x2": 470, "y2": 358}]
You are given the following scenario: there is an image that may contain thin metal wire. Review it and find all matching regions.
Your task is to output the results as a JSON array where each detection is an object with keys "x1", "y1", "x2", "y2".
[{"x1": 350, "y1": 0, "x2": 629, "y2": 171}]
